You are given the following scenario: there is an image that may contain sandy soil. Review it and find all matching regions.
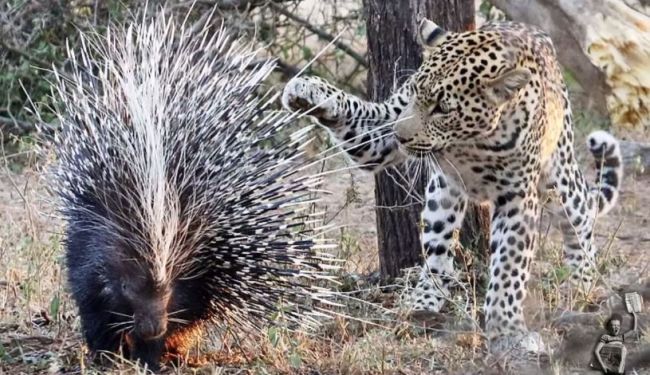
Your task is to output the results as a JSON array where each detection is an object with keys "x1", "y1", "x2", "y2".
[{"x1": 1, "y1": 137, "x2": 650, "y2": 374}]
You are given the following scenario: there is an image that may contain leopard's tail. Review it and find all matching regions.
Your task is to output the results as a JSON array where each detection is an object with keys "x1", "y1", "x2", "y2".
[{"x1": 586, "y1": 131, "x2": 623, "y2": 217}]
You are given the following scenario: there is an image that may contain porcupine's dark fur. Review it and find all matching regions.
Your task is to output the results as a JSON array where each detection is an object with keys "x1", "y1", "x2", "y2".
[{"x1": 47, "y1": 12, "x2": 335, "y2": 371}]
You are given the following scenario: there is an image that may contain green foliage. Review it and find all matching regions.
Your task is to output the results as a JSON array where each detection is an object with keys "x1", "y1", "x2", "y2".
[
  {"x1": 49, "y1": 294, "x2": 60, "y2": 321},
  {"x1": 562, "y1": 69, "x2": 580, "y2": 89},
  {"x1": 0, "y1": 0, "x2": 141, "y2": 127},
  {"x1": 562, "y1": 67, "x2": 611, "y2": 137},
  {"x1": 265, "y1": 325, "x2": 305, "y2": 369},
  {"x1": 301, "y1": 46, "x2": 313, "y2": 60},
  {"x1": 478, "y1": 0, "x2": 494, "y2": 18},
  {"x1": 355, "y1": 23, "x2": 366, "y2": 37},
  {"x1": 1, "y1": 0, "x2": 368, "y2": 150},
  {"x1": 1, "y1": 33, "x2": 67, "y2": 124},
  {"x1": 572, "y1": 110, "x2": 611, "y2": 140}
]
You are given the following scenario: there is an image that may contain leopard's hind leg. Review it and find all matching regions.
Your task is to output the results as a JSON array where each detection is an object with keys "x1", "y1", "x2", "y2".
[{"x1": 547, "y1": 126, "x2": 622, "y2": 290}]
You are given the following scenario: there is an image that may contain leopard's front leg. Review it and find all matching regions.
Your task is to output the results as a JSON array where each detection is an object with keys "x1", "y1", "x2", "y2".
[
  {"x1": 282, "y1": 76, "x2": 411, "y2": 171},
  {"x1": 486, "y1": 186, "x2": 545, "y2": 355},
  {"x1": 411, "y1": 173, "x2": 467, "y2": 313}
]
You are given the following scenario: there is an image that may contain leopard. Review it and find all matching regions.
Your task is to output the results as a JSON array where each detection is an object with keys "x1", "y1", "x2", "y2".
[{"x1": 281, "y1": 19, "x2": 623, "y2": 355}]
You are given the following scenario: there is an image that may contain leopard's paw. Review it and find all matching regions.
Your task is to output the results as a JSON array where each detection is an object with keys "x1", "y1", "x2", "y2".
[{"x1": 282, "y1": 77, "x2": 343, "y2": 127}]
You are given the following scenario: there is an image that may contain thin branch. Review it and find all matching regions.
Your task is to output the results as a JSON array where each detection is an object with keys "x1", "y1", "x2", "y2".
[
  {"x1": 170, "y1": 0, "x2": 295, "y2": 12},
  {"x1": 268, "y1": 2, "x2": 368, "y2": 67},
  {"x1": 0, "y1": 115, "x2": 56, "y2": 138},
  {"x1": 246, "y1": 58, "x2": 300, "y2": 80},
  {"x1": 595, "y1": 233, "x2": 650, "y2": 243},
  {"x1": 0, "y1": 38, "x2": 52, "y2": 70},
  {"x1": 274, "y1": 59, "x2": 301, "y2": 78},
  {"x1": 0, "y1": 115, "x2": 34, "y2": 137}
]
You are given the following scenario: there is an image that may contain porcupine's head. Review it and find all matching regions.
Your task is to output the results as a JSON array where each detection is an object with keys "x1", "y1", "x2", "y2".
[
  {"x1": 46, "y1": 11, "x2": 336, "y2": 367},
  {"x1": 107, "y1": 243, "x2": 172, "y2": 340}
]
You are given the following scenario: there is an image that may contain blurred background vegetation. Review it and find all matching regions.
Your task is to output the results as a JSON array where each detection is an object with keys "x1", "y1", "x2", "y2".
[
  {"x1": 0, "y1": 0, "x2": 367, "y2": 138},
  {"x1": 1, "y1": 1, "x2": 650, "y2": 374},
  {"x1": 2, "y1": 0, "x2": 649, "y2": 161}
]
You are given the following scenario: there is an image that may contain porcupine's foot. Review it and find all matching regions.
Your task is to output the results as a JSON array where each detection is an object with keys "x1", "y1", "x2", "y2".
[{"x1": 281, "y1": 77, "x2": 344, "y2": 127}]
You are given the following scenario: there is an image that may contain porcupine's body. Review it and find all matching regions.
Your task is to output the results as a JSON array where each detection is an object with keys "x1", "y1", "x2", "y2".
[{"x1": 49, "y1": 13, "x2": 334, "y2": 370}]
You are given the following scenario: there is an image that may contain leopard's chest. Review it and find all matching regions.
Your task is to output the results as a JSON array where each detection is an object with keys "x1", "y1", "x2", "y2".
[{"x1": 434, "y1": 144, "x2": 539, "y2": 202}]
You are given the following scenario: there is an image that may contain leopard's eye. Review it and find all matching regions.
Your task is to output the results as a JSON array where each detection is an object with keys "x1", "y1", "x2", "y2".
[{"x1": 429, "y1": 102, "x2": 451, "y2": 115}]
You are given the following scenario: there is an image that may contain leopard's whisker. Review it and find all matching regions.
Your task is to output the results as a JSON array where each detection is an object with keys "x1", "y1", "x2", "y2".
[
  {"x1": 310, "y1": 119, "x2": 405, "y2": 160},
  {"x1": 442, "y1": 155, "x2": 467, "y2": 194},
  {"x1": 296, "y1": 130, "x2": 396, "y2": 173},
  {"x1": 395, "y1": 154, "x2": 426, "y2": 203},
  {"x1": 383, "y1": 164, "x2": 424, "y2": 204}
]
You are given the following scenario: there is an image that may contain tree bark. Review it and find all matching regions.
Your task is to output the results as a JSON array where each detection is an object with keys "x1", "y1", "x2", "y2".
[{"x1": 363, "y1": 0, "x2": 485, "y2": 280}]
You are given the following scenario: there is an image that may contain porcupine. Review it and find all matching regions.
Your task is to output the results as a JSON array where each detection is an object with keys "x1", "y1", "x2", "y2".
[{"x1": 46, "y1": 12, "x2": 335, "y2": 371}]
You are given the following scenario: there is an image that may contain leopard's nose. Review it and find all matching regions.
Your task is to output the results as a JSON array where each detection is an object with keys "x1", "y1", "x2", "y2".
[{"x1": 393, "y1": 111, "x2": 419, "y2": 144}]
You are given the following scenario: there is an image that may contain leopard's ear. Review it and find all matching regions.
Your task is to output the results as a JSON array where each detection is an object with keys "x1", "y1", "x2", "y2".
[
  {"x1": 418, "y1": 18, "x2": 447, "y2": 48},
  {"x1": 484, "y1": 68, "x2": 531, "y2": 105}
]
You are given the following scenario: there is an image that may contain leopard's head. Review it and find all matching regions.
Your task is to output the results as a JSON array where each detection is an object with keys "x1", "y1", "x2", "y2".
[{"x1": 394, "y1": 19, "x2": 531, "y2": 156}]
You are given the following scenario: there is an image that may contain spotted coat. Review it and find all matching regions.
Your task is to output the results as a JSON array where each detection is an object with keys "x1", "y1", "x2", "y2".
[{"x1": 282, "y1": 20, "x2": 622, "y2": 353}]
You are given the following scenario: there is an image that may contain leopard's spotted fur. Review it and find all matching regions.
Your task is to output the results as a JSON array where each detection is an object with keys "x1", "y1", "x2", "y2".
[{"x1": 282, "y1": 20, "x2": 622, "y2": 354}]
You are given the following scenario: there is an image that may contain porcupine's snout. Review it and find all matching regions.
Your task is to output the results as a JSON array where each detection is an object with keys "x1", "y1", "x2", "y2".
[
  {"x1": 133, "y1": 300, "x2": 168, "y2": 340},
  {"x1": 134, "y1": 314, "x2": 167, "y2": 340}
]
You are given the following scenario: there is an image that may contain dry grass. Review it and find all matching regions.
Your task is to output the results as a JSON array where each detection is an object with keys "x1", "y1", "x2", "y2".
[{"x1": 1, "y1": 141, "x2": 650, "y2": 375}]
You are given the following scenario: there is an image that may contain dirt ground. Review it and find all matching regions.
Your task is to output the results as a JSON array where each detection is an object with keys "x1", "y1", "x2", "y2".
[{"x1": 1, "y1": 137, "x2": 650, "y2": 374}]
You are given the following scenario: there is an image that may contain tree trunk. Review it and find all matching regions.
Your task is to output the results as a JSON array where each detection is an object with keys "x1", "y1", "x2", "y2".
[{"x1": 363, "y1": 0, "x2": 486, "y2": 280}]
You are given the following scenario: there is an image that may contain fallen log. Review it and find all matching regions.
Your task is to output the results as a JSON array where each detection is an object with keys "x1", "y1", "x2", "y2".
[{"x1": 620, "y1": 140, "x2": 650, "y2": 176}]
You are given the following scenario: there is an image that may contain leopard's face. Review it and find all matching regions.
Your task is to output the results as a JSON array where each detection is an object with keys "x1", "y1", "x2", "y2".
[
  {"x1": 394, "y1": 22, "x2": 531, "y2": 156},
  {"x1": 394, "y1": 63, "x2": 499, "y2": 154}
]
